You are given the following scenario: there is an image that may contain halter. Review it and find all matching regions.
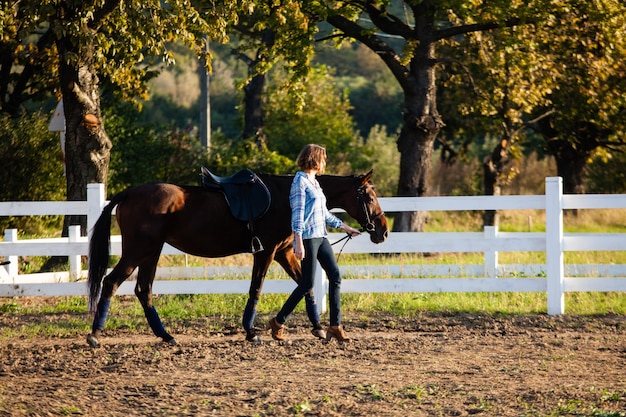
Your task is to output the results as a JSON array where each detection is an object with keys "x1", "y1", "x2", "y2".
[
  {"x1": 332, "y1": 182, "x2": 385, "y2": 259},
  {"x1": 356, "y1": 184, "x2": 385, "y2": 233}
]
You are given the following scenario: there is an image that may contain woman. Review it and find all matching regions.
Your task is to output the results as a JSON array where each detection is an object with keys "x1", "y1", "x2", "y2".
[{"x1": 269, "y1": 144, "x2": 361, "y2": 342}]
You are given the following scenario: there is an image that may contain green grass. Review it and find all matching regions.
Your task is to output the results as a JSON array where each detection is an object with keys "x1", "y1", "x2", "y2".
[{"x1": 2, "y1": 289, "x2": 625, "y2": 340}]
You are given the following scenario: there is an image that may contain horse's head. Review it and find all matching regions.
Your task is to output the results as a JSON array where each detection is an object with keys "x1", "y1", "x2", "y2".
[
  {"x1": 353, "y1": 170, "x2": 389, "y2": 244},
  {"x1": 319, "y1": 170, "x2": 389, "y2": 243}
]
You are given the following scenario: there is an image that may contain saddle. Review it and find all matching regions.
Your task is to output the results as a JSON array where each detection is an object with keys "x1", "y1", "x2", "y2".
[{"x1": 200, "y1": 167, "x2": 271, "y2": 253}]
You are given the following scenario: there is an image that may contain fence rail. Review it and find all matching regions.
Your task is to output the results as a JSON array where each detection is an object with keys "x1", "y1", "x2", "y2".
[{"x1": 1, "y1": 177, "x2": 625, "y2": 315}]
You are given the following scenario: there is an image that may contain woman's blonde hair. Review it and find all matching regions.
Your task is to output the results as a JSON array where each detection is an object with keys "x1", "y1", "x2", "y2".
[{"x1": 296, "y1": 144, "x2": 327, "y2": 171}]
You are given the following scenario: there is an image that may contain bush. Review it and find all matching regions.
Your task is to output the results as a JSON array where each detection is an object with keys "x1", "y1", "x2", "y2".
[
  {"x1": 349, "y1": 125, "x2": 400, "y2": 197},
  {"x1": 0, "y1": 112, "x2": 65, "y2": 233},
  {"x1": 264, "y1": 66, "x2": 359, "y2": 172},
  {"x1": 207, "y1": 134, "x2": 296, "y2": 175},
  {"x1": 586, "y1": 152, "x2": 626, "y2": 194},
  {"x1": 105, "y1": 103, "x2": 210, "y2": 195}
]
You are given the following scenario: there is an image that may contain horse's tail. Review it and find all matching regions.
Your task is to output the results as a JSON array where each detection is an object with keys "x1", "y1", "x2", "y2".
[{"x1": 87, "y1": 190, "x2": 127, "y2": 311}]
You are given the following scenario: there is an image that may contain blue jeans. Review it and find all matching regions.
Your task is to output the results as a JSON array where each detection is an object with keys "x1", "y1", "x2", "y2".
[{"x1": 276, "y1": 237, "x2": 342, "y2": 326}]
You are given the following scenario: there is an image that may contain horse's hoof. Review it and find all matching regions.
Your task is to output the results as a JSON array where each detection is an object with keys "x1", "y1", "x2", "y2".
[{"x1": 86, "y1": 333, "x2": 100, "y2": 348}]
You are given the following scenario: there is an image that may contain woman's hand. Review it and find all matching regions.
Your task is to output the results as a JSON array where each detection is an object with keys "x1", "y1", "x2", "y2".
[
  {"x1": 342, "y1": 223, "x2": 361, "y2": 237},
  {"x1": 293, "y1": 235, "x2": 305, "y2": 260}
]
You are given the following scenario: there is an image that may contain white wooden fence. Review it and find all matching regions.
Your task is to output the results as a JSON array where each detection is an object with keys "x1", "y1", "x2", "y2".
[{"x1": 1, "y1": 177, "x2": 625, "y2": 315}]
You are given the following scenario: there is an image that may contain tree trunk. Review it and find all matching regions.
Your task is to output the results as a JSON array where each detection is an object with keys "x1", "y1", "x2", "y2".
[
  {"x1": 238, "y1": 29, "x2": 274, "y2": 145},
  {"x1": 482, "y1": 156, "x2": 500, "y2": 227},
  {"x1": 548, "y1": 139, "x2": 588, "y2": 217},
  {"x1": 392, "y1": 34, "x2": 442, "y2": 232},
  {"x1": 41, "y1": 25, "x2": 111, "y2": 272},
  {"x1": 57, "y1": 28, "x2": 112, "y2": 236},
  {"x1": 324, "y1": 12, "x2": 442, "y2": 232},
  {"x1": 394, "y1": 111, "x2": 438, "y2": 232},
  {"x1": 242, "y1": 72, "x2": 267, "y2": 143},
  {"x1": 482, "y1": 138, "x2": 510, "y2": 227},
  {"x1": 552, "y1": 141, "x2": 586, "y2": 195}
]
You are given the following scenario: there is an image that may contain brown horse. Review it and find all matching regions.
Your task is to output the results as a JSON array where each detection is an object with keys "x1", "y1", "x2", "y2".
[{"x1": 86, "y1": 170, "x2": 388, "y2": 347}]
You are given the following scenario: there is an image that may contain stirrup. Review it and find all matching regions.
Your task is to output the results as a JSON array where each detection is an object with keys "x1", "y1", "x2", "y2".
[{"x1": 251, "y1": 236, "x2": 264, "y2": 253}]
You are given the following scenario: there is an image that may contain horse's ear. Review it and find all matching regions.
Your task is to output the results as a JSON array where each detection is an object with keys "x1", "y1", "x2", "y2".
[{"x1": 359, "y1": 169, "x2": 374, "y2": 186}]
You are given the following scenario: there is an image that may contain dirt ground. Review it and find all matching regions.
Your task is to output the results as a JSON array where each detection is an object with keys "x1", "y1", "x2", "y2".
[{"x1": 1, "y1": 309, "x2": 625, "y2": 417}]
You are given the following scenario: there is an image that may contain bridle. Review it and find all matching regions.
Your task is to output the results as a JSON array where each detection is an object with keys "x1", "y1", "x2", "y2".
[
  {"x1": 332, "y1": 182, "x2": 385, "y2": 256},
  {"x1": 356, "y1": 184, "x2": 385, "y2": 233}
]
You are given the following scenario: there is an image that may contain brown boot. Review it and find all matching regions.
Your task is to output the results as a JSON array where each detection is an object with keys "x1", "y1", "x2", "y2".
[
  {"x1": 325, "y1": 325, "x2": 350, "y2": 343},
  {"x1": 268, "y1": 317, "x2": 286, "y2": 341}
]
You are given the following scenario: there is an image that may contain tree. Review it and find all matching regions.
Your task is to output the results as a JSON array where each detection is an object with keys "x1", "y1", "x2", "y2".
[
  {"x1": 0, "y1": 3, "x2": 58, "y2": 116},
  {"x1": 233, "y1": 29, "x2": 275, "y2": 143},
  {"x1": 264, "y1": 65, "x2": 361, "y2": 173},
  {"x1": 318, "y1": 0, "x2": 552, "y2": 231},
  {"x1": 437, "y1": 25, "x2": 556, "y2": 225},
  {"x1": 227, "y1": 0, "x2": 319, "y2": 145},
  {"x1": 1, "y1": 1, "x2": 245, "y2": 236},
  {"x1": 533, "y1": 1, "x2": 626, "y2": 194}
]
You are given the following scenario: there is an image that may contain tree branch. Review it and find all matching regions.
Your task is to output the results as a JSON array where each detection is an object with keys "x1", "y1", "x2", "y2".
[
  {"x1": 5, "y1": 26, "x2": 56, "y2": 116},
  {"x1": 326, "y1": 15, "x2": 410, "y2": 90},
  {"x1": 364, "y1": 3, "x2": 414, "y2": 38},
  {"x1": 89, "y1": 0, "x2": 122, "y2": 30},
  {"x1": 436, "y1": 17, "x2": 528, "y2": 41},
  {"x1": 512, "y1": 109, "x2": 557, "y2": 137}
]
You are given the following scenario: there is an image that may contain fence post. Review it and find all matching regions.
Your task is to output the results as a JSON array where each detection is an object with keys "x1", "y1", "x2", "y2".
[
  {"x1": 546, "y1": 177, "x2": 565, "y2": 315},
  {"x1": 4, "y1": 229, "x2": 18, "y2": 279},
  {"x1": 68, "y1": 225, "x2": 81, "y2": 281},
  {"x1": 484, "y1": 226, "x2": 498, "y2": 278},
  {"x1": 87, "y1": 183, "x2": 106, "y2": 240}
]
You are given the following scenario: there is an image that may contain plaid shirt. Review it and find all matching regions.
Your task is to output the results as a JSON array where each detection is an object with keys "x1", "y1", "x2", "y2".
[{"x1": 290, "y1": 171, "x2": 343, "y2": 240}]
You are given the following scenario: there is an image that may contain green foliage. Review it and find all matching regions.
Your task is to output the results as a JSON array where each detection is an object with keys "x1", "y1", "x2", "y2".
[
  {"x1": 314, "y1": 42, "x2": 403, "y2": 135},
  {"x1": 0, "y1": 112, "x2": 65, "y2": 233},
  {"x1": 227, "y1": 0, "x2": 318, "y2": 83},
  {"x1": 105, "y1": 103, "x2": 210, "y2": 194},
  {"x1": 337, "y1": 72, "x2": 403, "y2": 137},
  {"x1": 0, "y1": 113, "x2": 65, "y2": 201},
  {"x1": 0, "y1": 0, "x2": 253, "y2": 110},
  {"x1": 208, "y1": 135, "x2": 296, "y2": 175},
  {"x1": 0, "y1": 4, "x2": 59, "y2": 115},
  {"x1": 586, "y1": 152, "x2": 626, "y2": 193},
  {"x1": 92, "y1": 0, "x2": 252, "y2": 100},
  {"x1": 141, "y1": 47, "x2": 242, "y2": 137},
  {"x1": 264, "y1": 65, "x2": 360, "y2": 173},
  {"x1": 531, "y1": 1, "x2": 626, "y2": 183},
  {"x1": 350, "y1": 125, "x2": 400, "y2": 197},
  {"x1": 436, "y1": 20, "x2": 559, "y2": 196}
]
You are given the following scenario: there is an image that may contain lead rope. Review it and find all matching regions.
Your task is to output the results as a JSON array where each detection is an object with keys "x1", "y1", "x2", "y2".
[
  {"x1": 331, "y1": 233, "x2": 353, "y2": 263},
  {"x1": 331, "y1": 222, "x2": 368, "y2": 262}
]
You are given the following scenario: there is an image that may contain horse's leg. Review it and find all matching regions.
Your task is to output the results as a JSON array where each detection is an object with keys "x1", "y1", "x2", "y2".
[
  {"x1": 87, "y1": 259, "x2": 136, "y2": 348},
  {"x1": 134, "y1": 250, "x2": 176, "y2": 345},
  {"x1": 242, "y1": 251, "x2": 274, "y2": 342},
  {"x1": 274, "y1": 248, "x2": 324, "y2": 336}
]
